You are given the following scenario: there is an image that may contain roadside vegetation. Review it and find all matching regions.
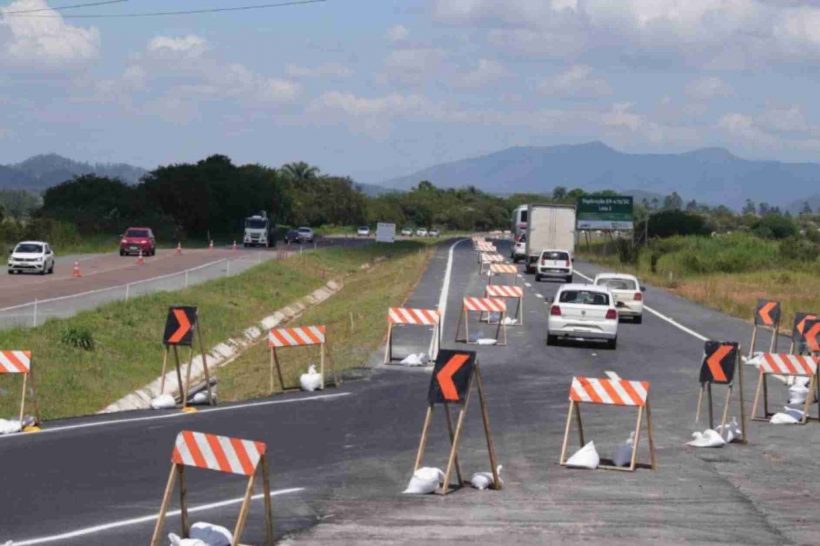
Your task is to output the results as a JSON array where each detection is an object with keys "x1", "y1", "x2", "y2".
[{"x1": 0, "y1": 242, "x2": 430, "y2": 420}]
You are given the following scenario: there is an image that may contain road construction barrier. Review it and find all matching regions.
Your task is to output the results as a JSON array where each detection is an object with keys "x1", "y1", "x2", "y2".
[
  {"x1": 412, "y1": 349, "x2": 500, "y2": 495},
  {"x1": 695, "y1": 341, "x2": 747, "y2": 443},
  {"x1": 488, "y1": 263, "x2": 518, "y2": 285},
  {"x1": 790, "y1": 312, "x2": 817, "y2": 354},
  {"x1": 475, "y1": 241, "x2": 496, "y2": 254},
  {"x1": 559, "y1": 376, "x2": 656, "y2": 471},
  {"x1": 72, "y1": 260, "x2": 81, "y2": 278},
  {"x1": 751, "y1": 353, "x2": 818, "y2": 423},
  {"x1": 159, "y1": 306, "x2": 216, "y2": 411},
  {"x1": 478, "y1": 252, "x2": 505, "y2": 274},
  {"x1": 267, "y1": 325, "x2": 337, "y2": 392},
  {"x1": 749, "y1": 299, "x2": 781, "y2": 357},
  {"x1": 484, "y1": 285, "x2": 524, "y2": 325},
  {"x1": 0, "y1": 350, "x2": 40, "y2": 428},
  {"x1": 384, "y1": 307, "x2": 441, "y2": 364},
  {"x1": 455, "y1": 297, "x2": 507, "y2": 345},
  {"x1": 803, "y1": 318, "x2": 820, "y2": 355},
  {"x1": 150, "y1": 430, "x2": 274, "y2": 546}
]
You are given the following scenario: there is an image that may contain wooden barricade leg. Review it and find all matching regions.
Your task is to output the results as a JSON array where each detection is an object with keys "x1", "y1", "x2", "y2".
[
  {"x1": 319, "y1": 343, "x2": 325, "y2": 390},
  {"x1": 751, "y1": 370, "x2": 765, "y2": 421},
  {"x1": 173, "y1": 345, "x2": 186, "y2": 409},
  {"x1": 517, "y1": 296, "x2": 524, "y2": 326},
  {"x1": 475, "y1": 364, "x2": 501, "y2": 490},
  {"x1": 575, "y1": 402, "x2": 585, "y2": 447},
  {"x1": 383, "y1": 323, "x2": 393, "y2": 364},
  {"x1": 439, "y1": 385, "x2": 471, "y2": 495},
  {"x1": 628, "y1": 406, "x2": 644, "y2": 472},
  {"x1": 178, "y1": 465, "x2": 190, "y2": 537},
  {"x1": 559, "y1": 401, "x2": 576, "y2": 465},
  {"x1": 800, "y1": 373, "x2": 817, "y2": 424},
  {"x1": 184, "y1": 345, "x2": 195, "y2": 399},
  {"x1": 18, "y1": 372, "x2": 28, "y2": 423},
  {"x1": 707, "y1": 383, "x2": 714, "y2": 429},
  {"x1": 695, "y1": 384, "x2": 705, "y2": 425},
  {"x1": 719, "y1": 386, "x2": 732, "y2": 438},
  {"x1": 197, "y1": 329, "x2": 215, "y2": 406},
  {"x1": 769, "y1": 325, "x2": 778, "y2": 353},
  {"x1": 748, "y1": 326, "x2": 758, "y2": 358},
  {"x1": 160, "y1": 347, "x2": 169, "y2": 394},
  {"x1": 413, "y1": 406, "x2": 434, "y2": 472},
  {"x1": 645, "y1": 401, "x2": 656, "y2": 470},
  {"x1": 27, "y1": 364, "x2": 41, "y2": 426},
  {"x1": 443, "y1": 402, "x2": 464, "y2": 485},
  {"x1": 232, "y1": 471, "x2": 257, "y2": 545},
  {"x1": 150, "y1": 464, "x2": 179, "y2": 546},
  {"x1": 762, "y1": 372, "x2": 769, "y2": 417},
  {"x1": 261, "y1": 455, "x2": 275, "y2": 546},
  {"x1": 272, "y1": 349, "x2": 285, "y2": 392},
  {"x1": 738, "y1": 351, "x2": 748, "y2": 443},
  {"x1": 454, "y1": 309, "x2": 465, "y2": 343}
]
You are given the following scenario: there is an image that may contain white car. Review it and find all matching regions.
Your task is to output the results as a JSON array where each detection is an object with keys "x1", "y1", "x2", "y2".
[
  {"x1": 8, "y1": 241, "x2": 55, "y2": 275},
  {"x1": 535, "y1": 249, "x2": 573, "y2": 283},
  {"x1": 594, "y1": 273, "x2": 645, "y2": 323},
  {"x1": 511, "y1": 234, "x2": 527, "y2": 262},
  {"x1": 428, "y1": 229, "x2": 440, "y2": 237},
  {"x1": 547, "y1": 283, "x2": 619, "y2": 348},
  {"x1": 357, "y1": 226, "x2": 370, "y2": 237},
  {"x1": 416, "y1": 228, "x2": 428, "y2": 237},
  {"x1": 401, "y1": 227, "x2": 413, "y2": 236},
  {"x1": 296, "y1": 226, "x2": 314, "y2": 243}
]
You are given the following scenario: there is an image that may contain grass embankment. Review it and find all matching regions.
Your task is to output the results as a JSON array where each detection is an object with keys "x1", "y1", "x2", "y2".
[
  {"x1": 218, "y1": 245, "x2": 432, "y2": 400},
  {"x1": 578, "y1": 233, "x2": 820, "y2": 329},
  {"x1": 0, "y1": 242, "x2": 431, "y2": 420}
]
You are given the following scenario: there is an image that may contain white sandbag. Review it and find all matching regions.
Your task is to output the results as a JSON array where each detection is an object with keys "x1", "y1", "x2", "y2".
[
  {"x1": 400, "y1": 353, "x2": 429, "y2": 367},
  {"x1": 188, "y1": 391, "x2": 211, "y2": 405},
  {"x1": 471, "y1": 465, "x2": 503, "y2": 490},
  {"x1": 686, "y1": 429, "x2": 726, "y2": 448},
  {"x1": 403, "y1": 466, "x2": 444, "y2": 494},
  {"x1": 743, "y1": 352, "x2": 764, "y2": 367},
  {"x1": 788, "y1": 378, "x2": 812, "y2": 404},
  {"x1": 169, "y1": 535, "x2": 207, "y2": 546},
  {"x1": 566, "y1": 441, "x2": 599, "y2": 469},
  {"x1": 169, "y1": 521, "x2": 233, "y2": 546},
  {"x1": 770, "y1": 406, "x2": 804, "y2": 424},
  {"x1": 150, "y1": 394, "x2": 176, "y2": 410},
  {"x1": 501, "y1": 317, "x2": 518, "y2": 325},
  {"x1": 612, "y1": 432, "x2": 634, "y2": 467},
  {"x1": 715, "y1": 417, "x2": 742, "y2": 443},
  {"x1": 0, "y1": 418, "x2": 22, "y2": 435},
  {"x1": 300, "y1": 364, "x2": 322, "y2": 392},
  {"x1": 476, "y1": 338, "x2": 498, "y2": 345}
]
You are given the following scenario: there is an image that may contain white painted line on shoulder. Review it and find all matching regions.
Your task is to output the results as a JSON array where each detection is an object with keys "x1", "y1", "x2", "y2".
[
  {"x1": 431, "y1": 238, "x2": 468, "y2": 354},
  {"x1": 575, "y1": 270, "x2": 708, "y2": 342},
  {"x1": 535, "y1": 293, "x2": 543, "y2": 299},
  {"x1": 0, "y1": 392, "x2": 351, "y2": 442},
  {"x1": 524, "y1": 282, "x2": 532, "y2": 287},
  {"x1": 12, "y1": 487, "x2": 304, "y2": 545}
]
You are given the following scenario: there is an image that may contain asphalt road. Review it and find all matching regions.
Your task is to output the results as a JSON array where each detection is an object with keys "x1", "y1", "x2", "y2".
[{"x1": 1, "y1": 238, "x2": 818, "y2": 545}]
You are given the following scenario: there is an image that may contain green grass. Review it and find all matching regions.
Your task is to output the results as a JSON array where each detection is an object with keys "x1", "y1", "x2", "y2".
[{"x1": 0, "y1": 242, "x2": 428, "y2": 420}]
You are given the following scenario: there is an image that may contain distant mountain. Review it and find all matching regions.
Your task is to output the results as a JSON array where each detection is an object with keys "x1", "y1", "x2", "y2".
[
  {"x1": 381, "y1": 142, "x2": 820, "y2": 209},
  {"x1": 787, "y1": 194, "x2": 820, "y2": 214},
  {"x1": 0, "y1": 153, "x2": 147, "y2": 191},
  {"x1": 354, "y1": 182, "x2": 391, "y2": 197}
]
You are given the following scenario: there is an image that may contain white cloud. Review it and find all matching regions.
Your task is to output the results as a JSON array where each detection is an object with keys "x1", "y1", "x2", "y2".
[
  {"x1": 383, "y1": 48, "x2": 445, "y2": 86},
  {"x1": 757, "y1": 105, "x2": 810, "y2": 134},
  {"x1": 718, "y1": 112, "x2": 780, "y2": 148},
  {"x1": 604, "y1": 102, "x2": 642, "y2": 131},
  {"x1": 308, "y1": 91, "x2": 433, "y2": 137},
  {"x1": 453, "y1": 59, "x2": 507, "y2": 88},
  {"x1": 285, "y1": 62, "x2": 353, "y2": 78},
  {"x1": 147, "y1": 35, "x2": 208, "y2": 59},
  {"x1": 538, "y1": 65, "x2": 611, "y2": 99},
  {"x1": 685, "y1": 76, "x2": 734, "y2": 101},
  {"x1": 386, "y1": 24, "x2": 409, "y2": 43},
  {"x1": 0, "y1": 0, "x2": 99, "y2": 68}
]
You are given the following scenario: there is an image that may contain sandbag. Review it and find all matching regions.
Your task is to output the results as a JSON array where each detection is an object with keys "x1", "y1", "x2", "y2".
[
  {"x1": 566, "y1": 441, "x2": 599, "y2": 469},
  {"x1": 471, "y1": 465, "x2": 503, "y2": 490},
  {"x1": 169, "y1": 521, "x2": 232, "y2": 546},
  {"x1": 788, "y1": 378, "x2": 813, "y2": 405},
  {"x1": 150, "y1": 394, "x2": 176, "y2": 410},
  {"x1": 612, "y1": 432, "x2": 634, "y2": 467},
  {"x1": 0, "y1": 419, "x2": 22, "y2": 435},
  {"x1": 501, "y1": 317, "x2": 518, "y2": 325},
  {"x1": 403, "y1": 467, "x2": 444, "y2": 494},
  {"x1": 400, "y1": 353, "x2": 429, "y2": 367},
  {"x1": 476, "y1": 338, "x2": 498, "y2": 346},
  {"x1": 300, "y1": 364, "x2": 322, "y2": 392},
  {"x1": 686, "y1": 429, "x2": 726, "y2": 448},
  {"x1": 188, "y1": 391, "x2": 212, "y2": 405},
  {"x1": 715, "y1": 417, "x2": 742, "y2": 443},
  {"x1": 770, "y1": 406, "x2": 804, "y2": 424}
]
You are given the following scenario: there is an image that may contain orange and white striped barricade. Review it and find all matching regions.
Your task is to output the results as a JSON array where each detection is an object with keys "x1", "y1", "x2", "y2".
[
  {"x1": 150, "y1": 430, "x2": 274, "y2": 546},
  {"x1": 455, "y1": 297, "x2": 507, "y2": 345},
  {"x1": 790, "y1": 312, "x2": 817, "y2": 354},
  {"x1": 559, "y1": 376, "x2": 656, "y2": 472},
  {"x1": 695, "y1": 341, "x2": 747, "y2": 443},
  {"x1": 384, "y1": 307, "x2": 441, "y2": 364},
  {"x1": 412, "y1": 349, "x2": 500, "y2": 495},
  {"x1": 749, "y1": 299, "x2": 781, "y2": 357},
  {"x1": 479, "y1": 252, "x2": 505, "y2": 275},
  {"x1": 488, "y1": 263, "x2": 518, "y2": 286},
  {"x1": 484, "y1": 284, "x2": 524, "y2": 326},
  {"x1": 159, "y1": 306, "x2": 215, "y2": 412},
  {"x1": 475, "y1": 241, "x2": 496, "y2": 263},
  {"x1": 0, "y1": 350, "x2": 41, "y2": 430},
  {"x1": 751, "y1": 353, "x2": 818, "y2": 423},
  {"x1": 268, "y1": 325, "x2": 336, "y2": 392}
]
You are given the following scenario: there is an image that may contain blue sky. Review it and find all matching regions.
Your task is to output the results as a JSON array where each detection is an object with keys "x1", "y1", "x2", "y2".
[{"x1": 3, "y1": 0, "x2": 820, "y2": 183}]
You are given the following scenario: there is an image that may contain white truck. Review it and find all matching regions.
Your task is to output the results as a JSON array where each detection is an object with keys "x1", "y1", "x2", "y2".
[
  {"x1": 524, "y1": 204, "x2": 576, "y2": 273},
  {"x1": 243, "y1": 211, "x2": 271, "y2": 247}
]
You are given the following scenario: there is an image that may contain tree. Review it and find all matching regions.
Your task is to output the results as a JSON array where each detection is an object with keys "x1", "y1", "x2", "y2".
[
  {"x1": 42, "y1": 174, "x2": 141, "y2": 234},
  {"x1": 662, "y1": 191, "x2": 683, "y2": 211},
  {"x1": 281, "y1": 161, "x2": 320, "y2": 182},
  {"x1": 800, "y1": 201, "x2": 813, "y2": 215},
  {"x1": 685, "y1": 199, "x2": 698, "y2": 212},
  {"x1": 753, "y1": 214, "x2": 797, "y2": 239},
  {"x1": 552, "y1": 186, "x2": 567, "y2": 200},
  {"x1": 742, "y1": 199, "x2": 756, "y2": 215},
  {"x1": 648, "y1": 210, "x2": 710, "y2": 238}
]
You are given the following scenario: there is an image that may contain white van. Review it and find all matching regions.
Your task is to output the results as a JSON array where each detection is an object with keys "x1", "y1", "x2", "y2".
[{"x1": 511, "y1": 205, "x2": 528, "y2": 239}]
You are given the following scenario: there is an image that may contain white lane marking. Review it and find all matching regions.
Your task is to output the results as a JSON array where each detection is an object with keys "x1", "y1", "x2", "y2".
[
  {"x1": 0, "y1": 392, "x2": 351, "y2": 442},
  {"x1": 524, "y1": 282, "x2": 532, "y2": 287},
  {"x1": 430, "y1": 238, "x2": 468, "y2": 354},
  {"x1": 12, "y1": 487, "x2": 304, "y2": 545},
  {"x1": 574, "y1": 270, "x2": 708, "y2": 342},
  {"x1": 535, "y1": 293, "x2": 543, "y2": 299}
]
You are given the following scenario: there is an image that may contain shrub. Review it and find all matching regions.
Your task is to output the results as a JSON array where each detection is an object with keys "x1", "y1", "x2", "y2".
[
  {"x1": 61, "y1": 327, "x2": 95, "y2": 351},
  {"x1": 779, "y1": 236, "x2": 820, "y2": 263}
]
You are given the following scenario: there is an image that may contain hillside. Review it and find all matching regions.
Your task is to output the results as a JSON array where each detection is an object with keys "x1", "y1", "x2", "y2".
[
  {"x1": 382, "y1": 142, "x2": 820, "y2": 208},
  {"x1": 0, "y1": 154, "x2": 146, "y2": 191}
]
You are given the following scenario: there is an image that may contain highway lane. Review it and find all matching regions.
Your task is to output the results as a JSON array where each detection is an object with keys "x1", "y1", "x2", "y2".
[{"x1": 1, "y1": 238, "x2": 818, "y2": 544}]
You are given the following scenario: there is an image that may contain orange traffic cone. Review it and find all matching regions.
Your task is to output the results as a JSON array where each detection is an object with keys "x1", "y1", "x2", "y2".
[
  {"x1": 232, "y1": 240, "x2": 237, "y2": 251},
  {"x1": 72, "y1": 261, "x2": 81, "y2": 278},
  {"x1": 176, "y1": 242, "x2": 182, "y2": 255},
  {"x1": 136, "y1": 250, "x2": 145, "y2": 265}
]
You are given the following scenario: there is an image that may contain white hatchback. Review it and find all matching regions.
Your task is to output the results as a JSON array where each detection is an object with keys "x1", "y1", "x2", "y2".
[
  {"x1": 593, "y1": 273, "x2": 644, "y2": 323},
  {"x1": 547, "y1": 283, "x2": 619, "y2": 348},
  {"x1": 8, "y1": 241, "x2": 55, "y2": 275},
  {"x1": 535, "y1": 249, "x2": 573, "y2": 283}
]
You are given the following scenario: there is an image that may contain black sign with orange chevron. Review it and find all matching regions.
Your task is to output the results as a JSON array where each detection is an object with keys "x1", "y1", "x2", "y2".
[
  {"x1": 428, "y1": 349, "x2": 475, "y2": 405},
  {"x1": 792, "y1": 312, "x2": 818, "y2": 343},
  {"x1": 163, "y1": 306, "x2": 198, "y2": 346},
  {"x1": 699, "y1": 341, "x2": 738, "y2": 385},
  {"x1": 804, "y1": 319, "x2": 820, "y2": 353},
  {"x1": 754, "y1": 299, "x2": 781, "y2": 327}
]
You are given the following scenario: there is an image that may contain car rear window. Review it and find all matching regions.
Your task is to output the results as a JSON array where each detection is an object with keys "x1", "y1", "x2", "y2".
[
  {"x1": 558, "y1": 290, "x2": 609, "y2": 306},
  {"x1": 597, "y1": 278, "x2": 637, "y2": 290},
  {"x1": 15, "y1": 243, "x2": 42, "y2": 253},
  {"x1": 542, "y1": 251, "x2": 569, "y2": 260},
  {"x1": 126, "y1": 229, "x2": 149, "y2": 237}
]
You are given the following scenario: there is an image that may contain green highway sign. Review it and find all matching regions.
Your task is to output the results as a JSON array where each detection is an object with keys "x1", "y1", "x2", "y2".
[{"x1": 576, "y1": 195, "x2": 634, "y2": 230}]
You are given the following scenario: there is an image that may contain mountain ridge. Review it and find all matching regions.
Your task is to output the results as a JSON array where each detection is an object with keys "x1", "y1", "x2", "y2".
[{"x1": 0, "y1": 153, "x2": 147, "y2": 191}]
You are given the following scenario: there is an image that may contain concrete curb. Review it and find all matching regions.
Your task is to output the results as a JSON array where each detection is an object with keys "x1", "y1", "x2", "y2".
[{"x1": 99, "y1": 279, "x2": 343, "y2": 413}]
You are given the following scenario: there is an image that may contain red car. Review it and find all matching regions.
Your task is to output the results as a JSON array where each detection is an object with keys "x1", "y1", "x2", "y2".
[{"x1": 120, "y1": 227, "x2": 156, "y2": 256}]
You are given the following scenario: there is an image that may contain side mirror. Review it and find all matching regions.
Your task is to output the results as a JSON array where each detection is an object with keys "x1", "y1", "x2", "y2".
[{"x1": 640, "y1": 286, "x2": 646, "y2": 292}]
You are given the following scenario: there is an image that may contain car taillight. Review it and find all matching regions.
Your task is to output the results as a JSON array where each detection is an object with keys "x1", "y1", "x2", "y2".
[
  {"x1": 121, "y1": 239, "x2": 127, "y2": 244},
  {"x1": 550, "y1": 305, "x2": 561, "y2": 316},
  {"x1": 634, "y1": 292, "x2": 642, "y2": 301},
  {"x1": 606, "y1": 309, "x2": 618, "y2": 320},
  {"x1": 565, "y1": 259, "x2": 570, "y2": 267}
]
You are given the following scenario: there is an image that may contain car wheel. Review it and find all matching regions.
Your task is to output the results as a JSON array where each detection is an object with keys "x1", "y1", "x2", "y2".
[
  {"x1": 39, "y1": 268, "x2": 46, "y2": 275},
  {"x1": 565, "y1": 275, "x2": 573, "y2": 283},
  {"x1": 49, "y1": 263, "x2": 54, "y2": 274},
  {"x1": 634, "y1": 315, "x2": 643, "y2": 324},
  {"x1": 120, "y1": 250, "x2": 125, "y2": 256},
  {"x1": 607, "y1": 337, "x2": 618, "y2": 350},
  {"x1": 547, "y1": 334, "x2": 557, "y2": 346},
  {"x1": 534, "y1": 274, "x2": 541, "y2": 282},
  {"x1": 7, "y1": 270, "x2": 12, "y2": 275}
]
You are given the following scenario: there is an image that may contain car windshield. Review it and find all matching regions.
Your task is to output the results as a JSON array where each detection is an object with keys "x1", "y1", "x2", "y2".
[
  {"x1": 246, "y1": 219, "x2": 267, "y2": 229},
  {"x1": 559, "y1": 290, "x2": 609, "y2": 306},
  {"x1": 542, "y1": 251, "x2": 569, "y2": 260},
  {"x1": 358, "y1": 226, "x2": 368, "y2": 230},
  {"x1": 297, "y1": 227, "x2": 311, "y2": 232},
  {"x1": 597, "y1": 278, "x2": 637, "y2": 290},
  {"x1": 126, "y1": 229, "x2": 149, "y2": 237},
  {"x1": 15, "y1": 243, "x2": 42, "y2": 253}
]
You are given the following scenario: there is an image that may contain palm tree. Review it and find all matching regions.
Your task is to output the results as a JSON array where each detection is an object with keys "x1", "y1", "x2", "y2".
[{"x1": 282, "y1": 161, "x2": 320, "y2": 182}]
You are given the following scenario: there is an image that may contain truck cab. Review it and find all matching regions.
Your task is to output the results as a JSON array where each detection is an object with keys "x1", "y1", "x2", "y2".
[{"x1": 243, "y1": 212, "x2": 271, "y2": 247}]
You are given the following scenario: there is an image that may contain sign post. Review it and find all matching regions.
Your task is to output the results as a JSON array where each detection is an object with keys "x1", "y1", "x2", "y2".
[
  {"x1": 695, "y1": 341, "x2": 747, "y2": 443},
  {"x1": 576, "y1": 196, "x2": 634, "y2": 231},
  {"x1": 749, "y1": 299, "x2": 781, "y2": 357},
  {"x1": 159, "y1": 306, "x2": 215, "y2": 410}
]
